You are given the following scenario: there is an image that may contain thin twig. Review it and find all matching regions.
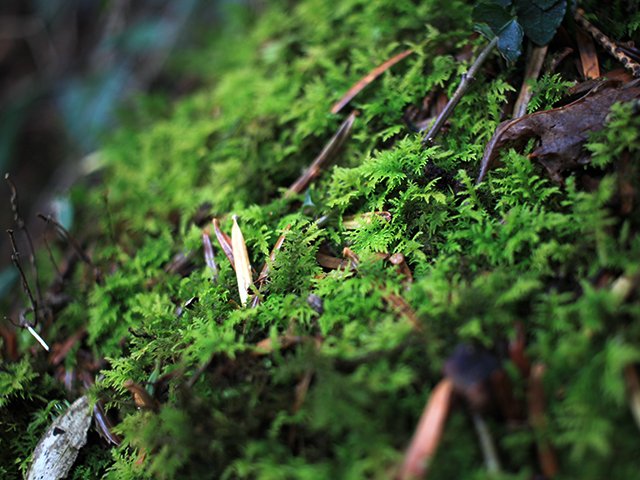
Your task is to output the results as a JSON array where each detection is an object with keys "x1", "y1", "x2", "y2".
[
  {"x1": 37, "y1": 213, "x2": 103, "y2": 284},
  {"x1": 285, "y1": 110, "x2": 358, "y2": 198},
  {"x1": 513, "y1": 43, "x2": 548, "y2": 118},
  {"x1": 471, "y1": 412, "x2": 502, "y2": 474},
  {"x1": 422, "y1": 36, "x2": 499, "y2": 146},
  {"x1": 574, "y1": 9, "x2": 640, "y2": 78},
  {"x1": 7, "y1": 229, "x2": 38, "y2": 324},
  {"x1": 5, "y1": 174, "x2": 42, "y2": 306}
]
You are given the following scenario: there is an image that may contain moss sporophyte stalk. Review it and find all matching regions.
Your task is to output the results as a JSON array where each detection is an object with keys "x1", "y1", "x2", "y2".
[{"x1": 2, "y1": 0, "x2": 640, "y2": 478}]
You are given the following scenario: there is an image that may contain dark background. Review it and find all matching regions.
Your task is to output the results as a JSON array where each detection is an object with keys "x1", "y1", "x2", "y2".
[{"x1": 0, "y1": 0, "x2": 248, "y2": 296}]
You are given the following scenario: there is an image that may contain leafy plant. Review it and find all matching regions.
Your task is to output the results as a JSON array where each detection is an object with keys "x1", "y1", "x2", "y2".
[{"x1": 473, "y1": 0, "x2": 570, "y2": 62}]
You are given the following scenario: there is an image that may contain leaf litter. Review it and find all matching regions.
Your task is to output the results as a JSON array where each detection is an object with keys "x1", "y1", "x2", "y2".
[{"x1": 477, "y1": 79, "x2": 640, "y2": 184}]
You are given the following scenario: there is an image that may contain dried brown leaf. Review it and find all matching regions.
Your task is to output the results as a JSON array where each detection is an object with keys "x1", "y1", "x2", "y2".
[
  {"x1": 477, "y1": 80, "x2": 640, "y2": 184},
  {"x1": 232, "y1": 215, "x2": 253, "y2": 305}
]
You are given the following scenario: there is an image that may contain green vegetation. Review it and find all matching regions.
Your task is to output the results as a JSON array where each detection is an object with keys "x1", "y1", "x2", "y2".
[{"x1": 2, "y1": 0, "x2": 640, "y2": 478}]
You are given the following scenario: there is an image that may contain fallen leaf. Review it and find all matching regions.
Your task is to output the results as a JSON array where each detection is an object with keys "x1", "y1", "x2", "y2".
[
  {"x1": 477, "y1": 80, "x2": 640, "y2": 184},
  {"x1": 231, "y1": 215, "x2": 253, "y2": 305},
  {"x1": 26, "y1": 395, "x2": 93, "y2": 480}
]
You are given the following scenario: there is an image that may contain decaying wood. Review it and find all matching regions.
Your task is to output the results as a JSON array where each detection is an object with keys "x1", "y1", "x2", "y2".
[
  {"x1": 26, "y1": 395, "x2": 93, "y2": 480},
  {"x1": 477, "y1": 80, "x2": 640, "y2": 184},
  {"x1": 331, "y1": 49, "x2": 413, "y2": 114}
]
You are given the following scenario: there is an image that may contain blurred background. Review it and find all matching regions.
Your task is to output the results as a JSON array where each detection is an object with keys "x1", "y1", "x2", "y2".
[{"x1": 0, "y1": 0, "x2": 250, "y2": 297}]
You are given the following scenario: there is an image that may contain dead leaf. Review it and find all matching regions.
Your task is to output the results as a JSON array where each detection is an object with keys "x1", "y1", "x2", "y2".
[
  {"x1": 576, "y1": 27, "x2": 600, "y2": 79},
  {"x1": 212, "y1": 218, "x2": 235, "y2": 270},
  {"x1": 477, "y1": 80, "x2": 640, "y2": 184},
  {"x1": 231, "y1": 215, "x2": 253, "y2": 305},
  {"x1": 26, "y1": 395, "x2": 93, "y2": 480}
]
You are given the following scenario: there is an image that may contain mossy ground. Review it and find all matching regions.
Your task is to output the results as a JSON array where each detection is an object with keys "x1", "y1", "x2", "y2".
[{"x1": 2, "y1": 0, "x2": 640, "y2": 479}]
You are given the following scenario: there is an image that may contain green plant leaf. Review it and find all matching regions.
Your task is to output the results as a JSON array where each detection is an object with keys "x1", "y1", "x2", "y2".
[
  {"x1": 531, "y1": 0, "x2": 559, "y2": 9},
  {"x1": 515, "y1": 0, "x2": 567, "y2": 46},
  {"x1": 493, "y1": 0, "x2": 513, "y2": 7},
  {"x1": 497, "y1": 19, "x2": 524, "y2": 63},
  {"x1": 473, "y1": 3, "x2": 513, "y2": 35}
]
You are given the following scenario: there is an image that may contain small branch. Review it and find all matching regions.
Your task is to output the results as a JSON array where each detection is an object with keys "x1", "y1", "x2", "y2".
[
  {"x1": 574, "y1": 9, "x2": 640, "y2": 78},
  {"x1": 513, "y1": 43, "x2": 548, "y2": 118},
  {"x1": 37, "y1": 213, "x2": 103, "y2": 284},
  {"x1": 7, "y1": 229, "x2": 38, "y2": 325},
  {"x1": 471, "y1": 412, "x2": 502, "y2": 474},
  {"x1": 5, "y1": 174, "x2": 42, "y2": 307},
  {"x1": 422, "y1": 36, "x2": 499, "y2": 146}
]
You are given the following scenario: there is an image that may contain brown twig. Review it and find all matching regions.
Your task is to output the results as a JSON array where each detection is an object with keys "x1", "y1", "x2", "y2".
[
  {"x1": 5, "y1": 174, "x2": 43, "y2": 307},
  {"x1": 422, "y1": 36, "x2": 499, "y2": 146},
  {"x1": 7, "y1": 229, "x2": 38, "y2": 325},
  {"x1": 513, "y1": 43, "x2": 548, "y2": 118},
  {"x1": 285, "y1": 110, "x2": 358, "y2": 198},
  {"x1": 37, "y1": 212, "x2": 103, "y2": 284},
  {"x1": 574, "y1": 9, "x2": 640, "y2": 78},
  {"x1": 331, "y1": 49, "x2": 414, "y2": 114}
]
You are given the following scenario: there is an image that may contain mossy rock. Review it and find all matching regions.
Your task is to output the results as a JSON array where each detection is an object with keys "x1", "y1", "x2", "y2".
[{"x1": 3, "y1": 0, "x2": 640, "y2": 478}]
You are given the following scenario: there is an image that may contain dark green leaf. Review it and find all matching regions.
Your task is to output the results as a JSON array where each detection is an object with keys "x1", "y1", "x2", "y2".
[
  {"x1": 492, "y1": 0, "x2": 513, "y2": 7},
  {"x1": 473, "y1": 3, "x2": 513, "y2": 35},
  {"x1": 474, "y1": 24, "x2": 496, "y2": 40},
  {"x1": 515, "y1": 0, "x2": 567, "y2": 46},
  {"x1": 497, "y1": 20, "x2": 524, "y2": 63},
  {"x1": 531, "y1": 0, "x2": 559, "y2": 9}
]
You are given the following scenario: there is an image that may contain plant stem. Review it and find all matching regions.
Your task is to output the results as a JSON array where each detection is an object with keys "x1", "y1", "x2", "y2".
[
  {"x1": 422, "y1": 36, "x2": 499, "y2": 146},
  {"x1": 513, "y1": 42, "x2": 548, "y2": 118}
]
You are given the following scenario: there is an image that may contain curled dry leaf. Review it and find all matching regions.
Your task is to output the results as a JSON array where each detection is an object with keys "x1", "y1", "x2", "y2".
[
  {"x1": 26, "y1": 395, "x2": 93, "y2": 480},
  {"x1": 397, "y1": 378, "x2": 454, "y2": 480},
  {"x1": 477, "y1": 80, "x2": 640, "y2": 184},
  {"x1": 123, "y1": 379, "x2": 160, "y2": 412},
  {"x1": 212, "y1": 218, "x2": 235, "y2": 270},
  {"x1": 231, "y1": 215, "x2": 253, "y2": 306}
]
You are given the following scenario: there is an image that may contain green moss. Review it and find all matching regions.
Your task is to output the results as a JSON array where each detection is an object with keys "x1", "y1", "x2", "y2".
[{"x1": 3, "y1": 0, "x2": 640, "y2": 478}]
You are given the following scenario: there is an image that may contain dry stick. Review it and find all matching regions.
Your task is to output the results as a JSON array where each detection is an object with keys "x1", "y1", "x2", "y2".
[
  {"x1": 5, "y1": 173, "x2": 42, "y2": 307},
  {"x1": 513, "y1": 43, "x2": 549, "y2": 118},
  {"x1": 471, "y1": 412, "x2": 502, "y2": 474},
  {"x1": 422, "y1": 36, "x2": 499, "y2": 146},
  {"x1": 7, "y1": 229, "x2": 49, "y2": 350},
  {"x1": 37, "y1": 213, "x2": 103, "y2": 284},
  {"x1": 285, "y1": 110, "x2": 358, "y2": 198},
  {"x1": 574, "y1": 9, "x2": 640, "y2": 78},
  {"x1": 330, "y1": 49, "x2": 414, "y2": 114}
]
